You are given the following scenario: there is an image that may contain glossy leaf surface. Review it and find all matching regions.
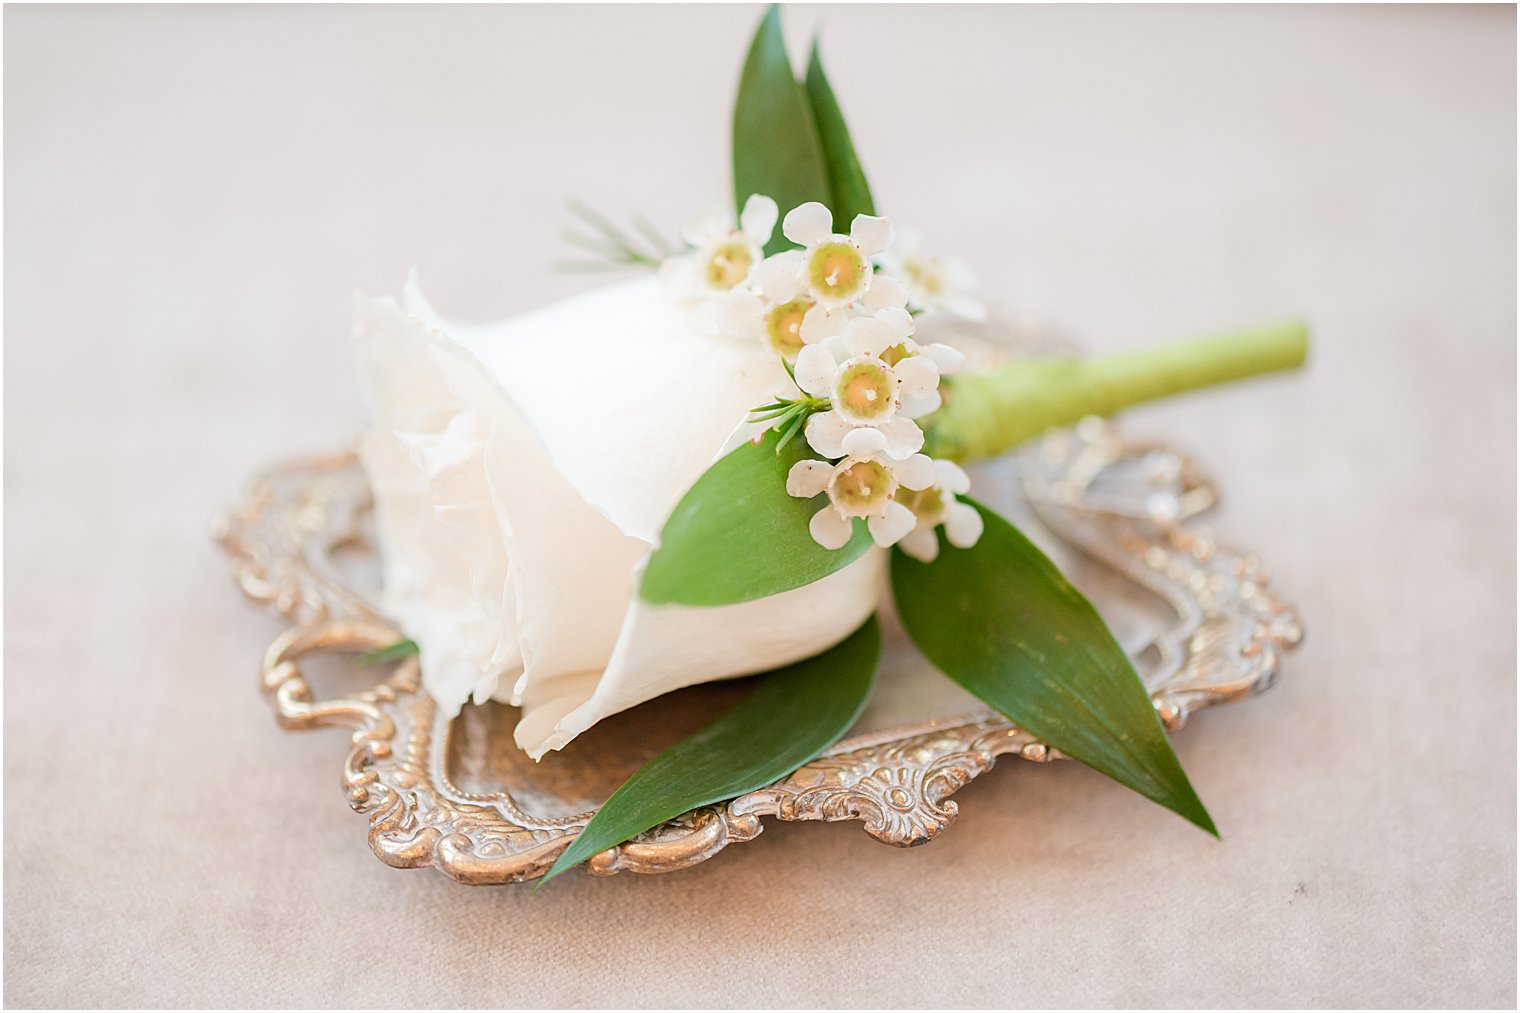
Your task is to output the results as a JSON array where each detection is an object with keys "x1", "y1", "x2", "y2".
[
  {"x1": 732, "y1": 5, "x2": 832, "y2": 255},
  {"x1": 803, "y1": 38, "x2": 875, "y2": 224},
  {"x1": 640, "y1": 428, "x2": 872, "y2": 606},
  {"x1": 540, "y1": 615, "x2": 882, "y2": 885},
  {"x1": 892, "y1": 500, "x2": 1216, "y2": 835}
]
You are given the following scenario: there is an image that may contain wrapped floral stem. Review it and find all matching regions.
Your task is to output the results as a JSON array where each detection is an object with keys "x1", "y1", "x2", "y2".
[{"x1": 930, "y1": 321, "x2": 1310, "y2": 462}]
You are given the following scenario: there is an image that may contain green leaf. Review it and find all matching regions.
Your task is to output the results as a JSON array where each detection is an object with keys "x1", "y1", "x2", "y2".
[
  {"x1": 640, "y1": 427, "x2": 872, "y2": 606},
  {"x1": 891, "y1": 500, "x2": 1217, "y2": 836},
  {"x1": 355, "y1": 639, "x2": 419, "y2": 667},
  {"x1": 539, "y1": 615, "x2": 882, "y2": 887},
  {"x1": 803, "y1": 38, "x2": 875, "y2": 223},
  {"x1": 732, "y1": 5, "x2": 832, "y2": 255}
]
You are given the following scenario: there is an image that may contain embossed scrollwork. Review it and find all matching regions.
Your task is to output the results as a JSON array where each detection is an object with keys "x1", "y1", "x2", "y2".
[{"x1": 216, "y1": 422, "x2": 1300, "y2": 883}]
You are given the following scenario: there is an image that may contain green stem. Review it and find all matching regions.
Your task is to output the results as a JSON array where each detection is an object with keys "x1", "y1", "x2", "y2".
[{"x1": 928, "y1": 320, "x2": 1309, "y2": 462}]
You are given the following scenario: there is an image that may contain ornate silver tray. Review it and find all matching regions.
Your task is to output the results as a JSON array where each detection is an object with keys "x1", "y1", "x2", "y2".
[{"x1": 215, "y1": 419, "x2": 1301, "y2": 884}]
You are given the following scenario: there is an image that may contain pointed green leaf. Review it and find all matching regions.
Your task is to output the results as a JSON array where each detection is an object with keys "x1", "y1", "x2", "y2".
[
  {"x1": 733, "y1": 5, "x2": 832, "y2": 255},
  {"x1": 640, "y1": 427, "x2": 872, "y2": 606},
  {"x1": 540, "y1": 615, "x2": 882, "y2": 886},
  {"x1": 891, "y1": 500, "x2": 1216, "y2": 835},
  {"x1": 803, "y1": 38, "x2": 875, "y2": 223}
]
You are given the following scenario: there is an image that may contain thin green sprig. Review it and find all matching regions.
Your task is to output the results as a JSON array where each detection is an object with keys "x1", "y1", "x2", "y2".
[
  {"x1": 556, "y1": 200, "x2": 682, "y2": 272},
  {"x1": 748, "y1": 392, "x2": 830, "y2": 453}
]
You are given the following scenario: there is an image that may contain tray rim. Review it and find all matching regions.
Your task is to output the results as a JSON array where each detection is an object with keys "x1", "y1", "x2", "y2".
[{"x1": 215, "y1": 420, "x2": 1302, "y2": 884}]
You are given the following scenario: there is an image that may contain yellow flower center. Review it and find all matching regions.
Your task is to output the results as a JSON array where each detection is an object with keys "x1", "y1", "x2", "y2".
[
  {"x1": 835, "y1": 359, "x2": 896, "y2": 423},
  {"x1": 880, "y1": 342, "x2": 913, "y2": 367},
  {"x1": 704, "y1": 240, "x2": 754, "y2": 289},
  {"x1": 904, "y1": 258, "x2": 943, "y2": 296},
  {"x1": 765, "y1": 298, "x2": 812, "y2": 359},
  {"x1": 898, "y1": 484, "x2": 946, "y2": 525},
  {"x1": 828, "y1": 459, "x2": 896, "y2": 517},
  {"x1": 807, "y1": 241, "x2": 868, "y2": 301}
]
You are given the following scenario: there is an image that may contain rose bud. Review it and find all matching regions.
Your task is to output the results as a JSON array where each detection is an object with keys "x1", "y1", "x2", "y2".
[{"x1": 354, "y1": 276, "x2": 884, "y2": 759}]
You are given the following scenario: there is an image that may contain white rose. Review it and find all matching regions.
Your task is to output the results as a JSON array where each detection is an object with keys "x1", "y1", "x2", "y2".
[{"x1": 354, "y1": 276, "x2": 884, "y2": 758}]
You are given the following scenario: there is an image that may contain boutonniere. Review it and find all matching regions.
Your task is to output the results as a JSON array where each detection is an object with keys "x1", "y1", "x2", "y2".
[{"x1": 349, "y1": 6, "x2": 1307, "y2": 886}]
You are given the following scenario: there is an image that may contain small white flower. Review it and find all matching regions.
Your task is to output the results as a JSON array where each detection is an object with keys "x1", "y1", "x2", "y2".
[
  {"x1": 709, "y1": 290, "x2": 890, "y2": 367},
  {"x1": 707, "y1": 240, "x2": 906, "y2": 362},
  {"x1": 735, "y1": 202, "x2": 910, "y2": 358},
  {"x1": 894, "y1": 335, "x2": 968, "y2": 419},
  {"x1": 786, "y1": 432, "x2": 938, "y2": 550},
  {"x1": 791, "y1": 313, "x2": 943, "y2": 461},
  {"x1": 709, "y1": 288, "x2": 819, "y2": 362},
  {"x1": 896, "y1": 459, "x2": 985, "y2": 562},
  {"x1": 879, "y1": 229, "x2": 986, "y2": 320},
  {"x1": 758, "y1": 202, "x2": 896, "y2": 310},
  {"x1": 750, "y1": 256, "x2": 849, "y2": 348},
  {"x1": 773, "y1": 269, "x2": 910, "y2": 348},
  {"x1": 660, "y1": 194, "x2": 778, "y2": 297},
  {"x1": 673, "y1": 204, "x2": 982, "y2": 565}
]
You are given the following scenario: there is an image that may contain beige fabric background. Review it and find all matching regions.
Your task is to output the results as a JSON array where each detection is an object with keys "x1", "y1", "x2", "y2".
[{"x1": 4, "y1": 4, "x2": 1515, "y2": 1008}]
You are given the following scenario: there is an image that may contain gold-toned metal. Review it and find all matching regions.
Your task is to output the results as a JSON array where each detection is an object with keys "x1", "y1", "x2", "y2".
[{"x1": 215, "y1": 423, "x2": 1301, "y2": 884}]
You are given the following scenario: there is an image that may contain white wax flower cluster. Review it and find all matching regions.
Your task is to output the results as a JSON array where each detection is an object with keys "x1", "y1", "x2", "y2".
[{"x1": 662, "y1": 197, "x2": 985, "y2": 561}]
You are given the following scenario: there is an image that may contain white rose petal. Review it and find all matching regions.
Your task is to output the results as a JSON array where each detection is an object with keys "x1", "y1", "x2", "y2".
[
  {"x1": 526, "y1": 551, "x2": 884, "y2": 759},
  {"x1": 407, "y1": 277, "x2": 783, "y2": 546},
  {"x1": 355, "y1": 276, "x2": 888, "y2": 758}
]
